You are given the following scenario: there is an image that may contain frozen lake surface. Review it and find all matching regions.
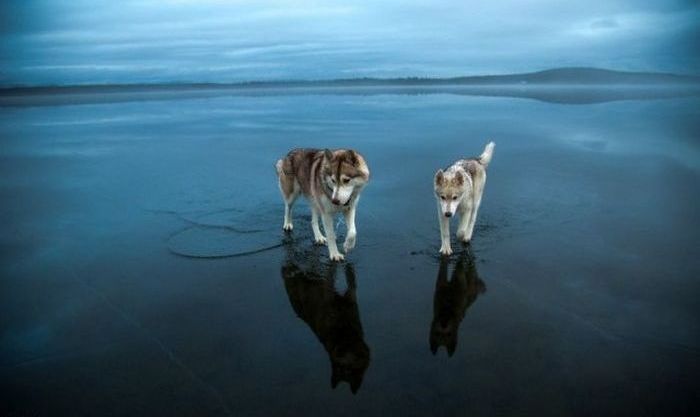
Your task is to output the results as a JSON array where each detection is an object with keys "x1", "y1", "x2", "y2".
[{"x1": 1, "y1": 86, "x2": 698, "y2": 416}]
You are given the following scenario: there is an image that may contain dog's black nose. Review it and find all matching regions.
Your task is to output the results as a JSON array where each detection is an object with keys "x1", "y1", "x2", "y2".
[
  {"x1": 444, "y1": 212, "x2": 452, "y2": 218},
  {"x1": 332, "y1": 198, "x2": 340, "y2": 205}
]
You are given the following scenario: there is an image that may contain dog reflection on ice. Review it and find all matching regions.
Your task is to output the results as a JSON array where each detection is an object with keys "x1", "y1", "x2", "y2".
[
  {"x1": 281, "y1": 246, "x2": 370, "y2": 394},
  {"x1": 430, "y1": 251, "x2": 486, "y2": 357}
]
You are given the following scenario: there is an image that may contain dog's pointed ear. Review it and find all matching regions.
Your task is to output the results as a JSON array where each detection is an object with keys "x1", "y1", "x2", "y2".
[
  {"x1": 454, "y1": 171, "x2": 464, "y2": 186},
  {"x1": 349, "y1": 375, "x2": 362, "y2": 394},
  {"x1": 434, "y1": 169, "x2": 444, "y2": 186},
  {"x1": 430, "y1": 337, "x2": 439, "y2": 355},
  {"x1": 447, "y1": 337, "x2": 457, "y2": 357},
  {"x1": 324, "y1": 149, "x2": 334, "y2": 161},
  {"x1": 348, "y1": 149, "x2": 358, "y2": 164},
  {"x1": 331, "y1": 370, "x2": 340, "y2": 389}
]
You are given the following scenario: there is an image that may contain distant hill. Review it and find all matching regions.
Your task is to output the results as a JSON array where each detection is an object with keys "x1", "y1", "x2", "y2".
[
  {"x1": 445, "y1": 67, "x2": 700, "y2": 85},
  {"x1": 234, "y1": 67, "x2": 700, "y2": 87},
  {"x1": 1, "y1": 68, "x2": 699, "y2": 107}
]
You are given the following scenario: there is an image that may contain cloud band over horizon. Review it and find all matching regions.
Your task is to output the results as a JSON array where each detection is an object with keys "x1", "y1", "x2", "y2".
[{"x1": 1, "y1": 0, "x2": 698, "y2": 86}]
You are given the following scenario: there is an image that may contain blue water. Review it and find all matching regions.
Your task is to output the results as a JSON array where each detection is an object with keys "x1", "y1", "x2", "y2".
[{"x1": 1, "y1": 88, "x2": 698, "y2": 416}]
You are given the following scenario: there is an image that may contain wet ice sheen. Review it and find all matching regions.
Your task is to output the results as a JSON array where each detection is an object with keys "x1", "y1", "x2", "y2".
[{"x1": 1, "y1": 87, "x2": 698, "y2": 416}]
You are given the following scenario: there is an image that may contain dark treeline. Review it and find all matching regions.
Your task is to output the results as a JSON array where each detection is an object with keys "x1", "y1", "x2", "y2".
[{"x1": 2, "y1": 67, "x2": 699, "y2": 94}]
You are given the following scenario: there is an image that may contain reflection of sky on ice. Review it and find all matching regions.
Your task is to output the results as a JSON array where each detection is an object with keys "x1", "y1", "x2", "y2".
[{"x1": 1, "y1": 86, "x2": 698, "y2": 415}]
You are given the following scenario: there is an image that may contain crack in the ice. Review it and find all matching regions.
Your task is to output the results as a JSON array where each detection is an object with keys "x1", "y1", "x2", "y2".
[{"x1": 67, "y1": 266, "x2": 235, "y2": 417}]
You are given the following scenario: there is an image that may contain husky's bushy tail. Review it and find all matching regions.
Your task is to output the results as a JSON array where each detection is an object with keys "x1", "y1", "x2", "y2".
[
  {"x1": 477, "y1": 141, "x2": 495, "y2": 168},
  {"x1": 275, "y1": 159, "x2": 283, "y2": 175}
]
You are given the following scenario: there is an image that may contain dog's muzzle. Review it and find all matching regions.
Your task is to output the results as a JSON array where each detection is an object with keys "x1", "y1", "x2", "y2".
[{"x1": 332, "y1": 198, "x2": 351, "y2": 207}]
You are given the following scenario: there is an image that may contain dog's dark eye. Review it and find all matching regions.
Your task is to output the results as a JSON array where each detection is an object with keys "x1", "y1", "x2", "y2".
[
  {"x1": 440, "y1": 196, "x2": 446, "y2": 200},
  {"x1": 342, "y1": 178, "x2": 350, "y2": 184},
  {"x1": 452, "y1": 196, "x2": 457, "y2": 200},
  {"x1": 329, "y1": 177, "x2": 336, "y2": 184}
]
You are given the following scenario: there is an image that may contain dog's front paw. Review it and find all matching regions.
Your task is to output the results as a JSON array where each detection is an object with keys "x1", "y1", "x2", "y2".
[
  {"x1": 329, "y1": 252, "x2": 345, "y2": 262},
  {"x1": 314, "y1": 236, "x2": 327, "y2": 245},
  {"x1": 343, "y1": 234, "x2": 356, "y2": 252},
  {"x1": 439, "y1": 245, "x2": 453, "y2": 256},
  {"x1": 283, "y1": 223, "x2": 293, "y2": 232}
]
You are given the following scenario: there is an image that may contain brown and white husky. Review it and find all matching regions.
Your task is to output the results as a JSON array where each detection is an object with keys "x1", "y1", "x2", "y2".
[
  {"x1": 276, "y1": 148, "x2": 370, "y2": 261},
  {"x1": 434, "y1": 142, "x2": 495, "y2": 256}
]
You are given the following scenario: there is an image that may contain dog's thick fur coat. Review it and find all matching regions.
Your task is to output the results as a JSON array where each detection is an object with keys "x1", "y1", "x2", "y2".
[
  {"x1": 434, "y1": 142, "x2": 494, "y2": 255},
  {"x1": 276, "y1": 148, "x2": 370, "y2": 261}
]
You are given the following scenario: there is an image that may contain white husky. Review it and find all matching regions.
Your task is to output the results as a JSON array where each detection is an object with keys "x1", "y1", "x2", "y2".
[{"x1": 434, "y1": 142, "x2": 495, "y2": 256}]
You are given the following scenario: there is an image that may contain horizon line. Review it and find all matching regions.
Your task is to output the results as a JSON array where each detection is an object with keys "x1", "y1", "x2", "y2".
[{"x1": 2, "y1": 67, "x2": 699, "y2": 91}]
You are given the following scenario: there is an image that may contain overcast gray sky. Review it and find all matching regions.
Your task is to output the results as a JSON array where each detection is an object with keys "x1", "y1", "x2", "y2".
[{"x1": 1, "y1": 0, "x2": 698, "y2": 86}]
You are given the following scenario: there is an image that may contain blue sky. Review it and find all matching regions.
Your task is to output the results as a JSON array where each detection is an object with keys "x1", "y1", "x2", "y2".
[{"x1": 1, "y1": 0, "x2": 698, "y2": 86}]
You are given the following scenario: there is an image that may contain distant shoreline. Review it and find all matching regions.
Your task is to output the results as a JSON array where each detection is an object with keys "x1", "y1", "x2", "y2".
[
  {"x1": 1, "y1": 84, "x2": 699, "y2": 107},
  {"x1": 1, "y1": 82, "x2": 699, "y2": 96},
  {"x1": 2, "y1": 67, "x2": 699, "y2": 94}
]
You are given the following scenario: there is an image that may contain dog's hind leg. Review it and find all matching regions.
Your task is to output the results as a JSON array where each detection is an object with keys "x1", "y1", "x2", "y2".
[
  {"x1": 283, "y1": 186, "x2": 300, "y2": 231},
  {"x1": 277, "y1": 161, "x2": 299, "y2": 232},
  {"x1": 311, "y1": 207, "x2": 327, "y2": 245},
  {"x1": 465, "y1": 174, "x2": 486, "y2": 241}
]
